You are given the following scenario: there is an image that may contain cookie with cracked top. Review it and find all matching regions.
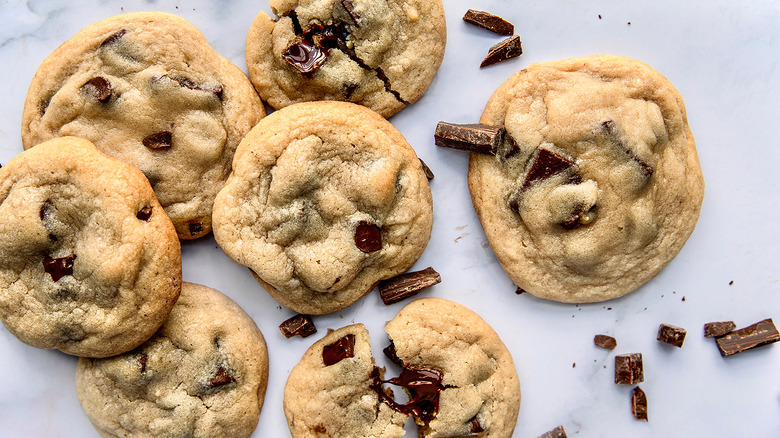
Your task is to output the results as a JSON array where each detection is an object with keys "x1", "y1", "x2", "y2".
[
  {"x1": 468, "y1": 55, "x2": 705, "y2": 303},
  {"x1": 246, "y1": 0, "x2": 446, "y2": 118},
  {"x1": 76, "y1": 282, "x2": 269, "y2": 438},
  {"x1": 0, "y1": 137, "x2": 181, "y2": 358},
  {"x1": 212, "y1": 101, "x2": 433, "y2": 315},
  {"x1": 283, "y1": 298, "x2": 521, "y2": 437},
  {"x1": 21, "y1": 12, "x2": 265, "y2": 239}
]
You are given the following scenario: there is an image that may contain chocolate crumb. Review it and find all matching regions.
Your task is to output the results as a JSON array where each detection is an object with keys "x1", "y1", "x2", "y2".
[
  {"x1": 463, "y1": 9, "x2": 514, "y2": 36},
  {"x1": 538, "y1": 425, "x2": 567, "y2": 438},
  {"x1": 594, "y1": 334, "x2": 617, "y2": 350},
  {"x1": 631, "y1": 386, "x2": 648, "y2": 421},
  {"x1": 515, "y1": 286, "x2": 525, "y2": 295},
  {"x1": 480, "y1": 35, "x2": 523, "y2": 68},
  {"x1": 279, "y1": 314, "x2": 317, "y2": 339},
  {"x1": 469, "y1": 416, "x2": 485, "y2": 433},
  {"x1": 615, "y1": 353, "x2": 643, "y2": 385},
  {"x1": 657, "y1": 323, "x2": 687, "y2": 348},
  {"x1": 138, "y1": 353, "x2": 148, "y2": 373},
  {"x1": 704, "y1": 321, "x2": 736, "y2": 338},
  {"x1": 378, "y1": 267, "x2": 441, "y2": 305}
]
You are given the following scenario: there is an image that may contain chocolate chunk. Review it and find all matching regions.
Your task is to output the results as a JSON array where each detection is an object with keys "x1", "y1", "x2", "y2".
[
  {"x1": 354, "y1": 221, "x2": 382, "y2": 253},
  {"x1": 480, "y1": 35, "x2": 523, "y2": 68},
  {"x1": 704, "y1": 321, "x2": 737, "y2": 338},
  {"x1": 538, "y1": 425, "x2": 568, "y2": 438},
  {"x1": 371, "y1": 365, "x2": 446, "y2": 424},
  {"x1": 378, "y1": 267, "x2": 441, "y2": 305},
  {"x1": 463, "y1": 9, "x2": 514, "y2": 36},
  {"x1": 631, "y1": 386, "x2": 648, "y2": 421},
  {"x1": 419, "y1": 158, "x2": 434, "y2": 180},
  {"x1": 209, "y1": 366, "x2": 234, "y2": 387},
  {"x1": 560, "y1": 206, "x2": 586, "y2": 230},
  {"x1": 567, "y1": 174, "x2": 583, "y2": 185},
  {"x1": 279, "y1": 314, "x2": 317, "y2": 339},
  {"x1": 383, "y1": 342, "x2": 404, "y2": 367},
  {"x1": 322, "y1": 334, "x2": 356, "y2": 366},
  {"x1": 657, "y1": 323, "x2": 687, "y2": 348},
  {"x1": 100, "y1": 29, "x2": 127, "y2": 48},
  {"x1": 601, "y1": 120, "x2": 654, "y2": 178},
  {"x1": 434, "y1": 122, "x2": 505, "y2": 156},
  {"x1": 283, "y1": 37, "x2": 329, "y2": 75},
  {"x1": 170, "y1": 76, "x2": 224, "y2": 99},
  {"x1": 469, "y1": 416, "x2": 485, "y2": 433},
  {"x1": 136, "y1": 206, "x2": 153, "y2": 221},
  {"x1": 594, "y1": 334, "x2": 617, "y2": 350},
  {"x1": 142, "y1": 131, "x2": 172, "y2": 150},
  {"x1": 715, "y1": 318, "x2": 780, "y2": 357},
  {"x1": 340, "y1": 0, "x2": 361, "y2": 26},
  {"x1": 82, "y1": 77, "x2": 113, "y2": 102},
  {"x1": 138, "y1": 353, "x2": 148, "y2": 373},
  {"x1": 343, "y1": 82, "x2": 359, "y2": 99},
  {"x1": 614, "y1": 353, "x2": 643, "y2": 385},
  {"x1": 43, "y1": 255, "x2": 76, "y2": 282},
  {"x1": 522, "y1": 148, "x2": 575, "y2": 189},
  {"x1": 188, "y1": 222, "x2": 204, "y2": 236},
  {"x1": 515, "y1": 286, "x2": 525, "y2": 295}
]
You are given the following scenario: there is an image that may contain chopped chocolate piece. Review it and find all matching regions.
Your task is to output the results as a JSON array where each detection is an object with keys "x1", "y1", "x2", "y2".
[
  {"x1": 631, "y1": 386, "x2": 648, "y2": 421},
  {"x1": 371, "y1": 365, "x2": 446, "y2": 424},
  {"x1": 283, "y1": 37, "x2": 329, "y2": 75},
  {"x1": 209, "y1": 366, "x2": 234, "y2": 387},
  {"x1": 594, "y1": 334, "x2": 617, "y2": 350},
  {"x1": 82, "y1": 77, "x2": 113, "y2": 102},
  {"x1": 538, "y1": 425, "x2": 567, "y2": 438},
  {"x1": 138, "y1": 353, "x2": 148, "y2": 373},
  {"x1": 715, "y1": 318, "x2": 780, "y2": 357},
  {"x1": 601, "y1": 120, "x2": 654, "y2": 177},
  {"x1": 279, "y1": 314, "x2": 317, "y2": 339},
  {"x1": 322, "y1": 334, "x2": 356, "y2": 366},
  {"x1": 383, "y1": 342, "x2": 404, "y2": 367},
  {"x1": 340, "y1": 0, "x2": 361, "y2": 26},
  {"x1": 100, "y1": 29, "x2": 127, "y2": 48},
  {"x1": 170, "y1": 76, "x2": 224, "y2": 98},
  {"x1": 142, "y1": 131, "x2": 173, "y2": 150},
  {"x1": 136, "y1": 206, "x2": 153, "y2": 221},
  {"x1": 480, "y1": 35, "x2": 523, "y2": 68},
  {"x1": 419, "y1": 158, "x2": 435, "y2": 180},
  {"x1": 434, "y1": 122, "x2": 504, "y2": 156},
  {"x1": 378, "y1": 267, "x2": 441, "y2": 305},
  {"x1": 515, "y1": 286, "x2": 525, "y2": 295},
  {"x1": 560, "y1": 206, "x2": 586, "y2": 230},
  {"x1": 657, "y1": 323, "x2": 687, "y2": 348},
  {"x1": 188, "y1": 222, "x2": 204, "y2": 236},
  {"x1": 354, "y1": 221, "x2": 382, "y2": 252},
  {"x1": 567, "y1": 174, "x2": 583, "y2": 185},
  {"x1": 463, "y1": 9, "x2": 514, "y2": 36},
  {"x1": 469, "y1": 416, "x2": 485, "y2": 433},
  {"x1": 522, "y1": 148, "x2": 575, "y2": 189},
  {"x1": 704, "y1": 321, "x2": 737, "y2": 338},
  {"x1": 614, "y1": 353, "x2": 643, "y2": 385},
  {"x1": 43, "y1": 254, "x2": 76, "y2": 282}
]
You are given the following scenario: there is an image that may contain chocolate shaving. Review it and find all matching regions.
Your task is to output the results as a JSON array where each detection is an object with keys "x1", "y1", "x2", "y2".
[
  {"x1": 209, "y1": 366, "x2": 234, "y2": 387},
  {"x1": 715, "y1": 318, "x2": 779, "y2": 357},
  {"x1": 419, "y1": 158, "x2": 435, "y2": 180},
  {"x1": 82, "y1": 77, "x2": 113, "y2": 102},
  {"x1": 594, "y1": 334, "x2": 617, "y2": 350},
  {"x1": 136, "y1": 206, "x2": 153, "y2": 221},
  {"x1": 480, "y1": 35, "x2": 523, "y2": 68},
  {"x1": 657, "y1": 323, "x2": 687, "y2": 348},
  {"x1": 354, "y1": 221, "x2": 382, "y2": 253},
  {"x1": 100, "y1": 29, "x2": 127, "y2": 48},
  {"x1": 378, "y1": 267, "x2": 441, "y2": 305},
  {"x1": 43, "y1": 255, "x2": 76, "y2": 282},
  {"x1": 434, "y1": 122, "x2": 505, "y2": 156},
  {"x1": 614, "y1": 353, "x2": 643, "y2": 385},
  {"x1": 371, "y1": 365, "x2": 447, "y2": 424},
  {"x1": 538, "y1": 425, "x2": 568, "y2": 438},
  {"x1": 322, "y1": 334, "x2": 356, "y2": 366},
  {"x1": 469, "y1": 416, "x2": 485, "y2": 433},
  {"x1": 463, "y1": 9, "x2": 514, "y2": 35},
  {"x1": 522, "y1": 148, "x2": 575, "y2": 189},
  {"x1": 704, "y1": 321, "x2": 736, "y2": 338},
  {"x1": 188, "y1": 222, "x2": 204, "y2": 236},
  {"x1": 142, "y1": 131, "x2": 172, "y2": 150},
  {"x1": 631, "y1": 386, "x2": 648, "y2": 421},
  {"x1": 279, "y1": 314, "x2": 317, "y2": 339}
]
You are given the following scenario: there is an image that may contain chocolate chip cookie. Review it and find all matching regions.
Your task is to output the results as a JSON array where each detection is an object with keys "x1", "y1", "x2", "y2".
[
  {"x1": 246, "y1": 0, "x2": 446, "y2": 118},
  {"x1": 284, "y1": 298, "x2": 521, "y2": 437},
  {"x1": 21, "y1": 12, "x2": 265, "y2": 239},
  {"x1": 468, "y1": 55, "x2": 705, "y2": 303},
  {"x1": 0, "y1": 137, "x2": 181, "y2": 358},
  {"x1": 76, "y1": 282, "x2": 269, "y2": 438},
  {"x1": 212, "y1": 101, "x2": 433, "y2": 314}
]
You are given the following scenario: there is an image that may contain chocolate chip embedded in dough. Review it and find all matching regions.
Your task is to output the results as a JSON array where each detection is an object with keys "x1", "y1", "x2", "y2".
[
  {"x1": 43, "y1": 254, "x2": 76, "y2": 282},
  {"x1": 469, "y1": 416, "x2": 485, "y2": 433},
  {"x1": 354, "y1": 221, "x2": 382, "y2": 253},
  {"x1": 340, "y1": 0, "x2": 362, "y2": 26},
  {"x1": 138, "y1": 353, "x2": 148, "y2": 373},
  {"x1": 170, "y1": 76, "x2": 224, "y2": 99},
  {"x1": 283, "y1": 37, "x2": 329, "y2": 75},
  {"x1": 100, "y1": 29, "x2": 128, "y2": 48},
  {"x1": 82, "y1": 77, "x2": 113, "y2": 102},
  {"x1": 142, "y1": 131, "x2": 173, "y2": 150},
  {"x1": 322, "y1": 334, "x2": 356, "y2": 366},
  {"x1": 522, "y1": 148, "x2": 575, "y2": 189},
  {"x1": 136, "y1": 206, "x2": 153, "y2": 221},
  {"x1": 188, "y1": 222, "x2": 204, "y2": 236},
  {"x1": 209, "y1": 366, "x2": 235, "y2": 387}
]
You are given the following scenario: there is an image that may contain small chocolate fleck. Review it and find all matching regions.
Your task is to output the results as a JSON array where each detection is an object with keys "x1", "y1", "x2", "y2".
[
  {"x1": 522, "y1": 148, "x2": 575, "y2": 189},
  {"x1": 538, "y1": 425, "x2": 568, "y2": 438},
  {"x1": 138, "y1": 353, "x2": 148, "y2": 373},
  {"x1": 601, "y1": 120, "x2": 654, "y2": 177},
  {"x1": 209, "y1": 366, "x2": 234, "y2": 387},
  {"x1": 82, "y1": 77, "x2": 113, "y2": 102},
  {"x1": 313, "y1": 424, "x2": 327, "y2": 434},
  {"x1": 704, "y1": 321, "x2": 736, "y2": 338},
  {"x1": 419, "y1": 158, "x2": 435, "y2": 180},
  {"x1": 43, "y1": 255, "x2": 76, "y2": 282},
  {"x1": 354, "y1": 221, "x2": 382, "y2": 253},
  {"x1": 463, "y1": 9, "x2": 514, "y2": 36},
  {"x1": 657, "y1": 323, "x2": 687, "y2": 348},
  {"x1": 283, "y1": 37, "x2": 329, "y2": 75},
  {"x1": 188, "y1": 222, "x2": 204, "y2": 236},
  {"x1": 631, "y1": 386, "x2": 648, "y2": 421},
  {"x1": 560, "y1": 206, "x2": 585, "y2": 230},
  {"x1": 615, "y1": 353, "x2": 643, "y2": 385},
  {"x1": 322, "y1": 334, "x2": 356, "y2": 366},
  {"x1": 142, "y1": 131, "x2": 172, "y2": 150},
  {"x1": 100, "y1": 29, "x2": 128, "y2": 47},
  {"x1": 480, "y1": 35, "x2": 523, "y2": 68},
  {"x1": 136, "y1": 206, "x2": 153, "y2": 221},
  {"x1": 279, "y1": 314, "x2": 317, "y2": 339},
  {"x1": 594, "y1": 334, "x2": 617, "y2": 350},
  {"x1": 515, "y1": 287, "x2": 525, "y2": 295},
  {"x1": 434, "y1": 122, "x2": 505, "y2": 156},
  {"x1": 378, "y1": 267, "x2": 441, "y2": 305},
  {"x1": 715, "y1": 318, "x2": 780, "y2": 357},
  {"x1": 343, "y1": 82, "x2": 359, "y2": 99}
]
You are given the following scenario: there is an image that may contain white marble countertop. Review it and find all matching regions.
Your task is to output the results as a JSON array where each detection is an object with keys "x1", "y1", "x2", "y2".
[{"x1": 1, "y1": 0, "x2": 779, "y2": 436}]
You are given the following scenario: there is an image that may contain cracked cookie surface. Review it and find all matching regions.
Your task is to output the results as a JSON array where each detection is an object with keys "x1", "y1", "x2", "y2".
[
  {"x1": 21, "y1": 12, "x2": 265, "y2": 239},
  {"x1": 284, "y1": 298, "x2": 521, "y2": 437},
  {"x1": 0, "y1": 137, "x2": 181, "y2": 358},
  {"x1": 246, "y1": 0, "x2": 446, "y2": 118},
  {"x1": 212, "y1": 101, "x2": 433, "y2": 314},
  {"x1": 76, "y1": 282, "x2": 269, "y2": 438},
  {"x1": 468, "y1": 55, "x2": 705, "y2": 303}
]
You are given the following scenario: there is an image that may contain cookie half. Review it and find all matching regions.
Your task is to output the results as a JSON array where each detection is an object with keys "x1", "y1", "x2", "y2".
[
  {"x1": 213, "y1": 101, "x2": 433, "y2": 314},
  {"x1": 246, "y1": 0, "x2": 446, "y2": 118},
  {"x1": 468, "y1": 55, "x2": 705, "y2": 303},
  {"x1": 283, "y1": 298, "x2": 521, "y2": 437},
  {"x1": 76, "y1": 282, "x2": 269, "y2": 438},
  {"x1": 22, "y1": 12, "x2": 265, "y2": 239},
  {"x1": 0, "y1": 137, "x2": 181, "y2": 358}
]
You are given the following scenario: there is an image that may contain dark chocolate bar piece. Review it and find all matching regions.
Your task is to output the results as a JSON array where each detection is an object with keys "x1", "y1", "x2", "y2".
[
  {"x1": 537, "y1": 425, "x2": 567, "y2": 438},
  {"x1": 279, "y1": 314, "x2": 317, "y2": 339},
  {"x1": 480, "y1": 35, "x2": 522, "y2": 68},
  {"x1": 522, "y1": 148, "x2": 575, "y2": 189},
  {"x1": 322, "y1": 334, "x2": 356, "y2": 366},
  {"x1": 463, "y1": 9, "x2": 514, "y2": 36},
  {"x1": 594, "y1": 334, "x2": 617, "y2": 350},
  {"x1": 715, "y1": 318, "x2": 779, "y2": 357},
  {"x1": 631, "y1": 386, "x2": 648, "y2": 421},
  {"x1": 615, "y1": 353, "x2": 643, "y2": 385},
  {"x1": 378, "y1": 267, "x2": 441, "y2": 305},
  {"x1": 657, "y1": 323, "x2": 687, "y2": 348},
  {"x1": 434, "y1": 122, "x2": 505, "y2": 156},
  {"x1": 703, "y1": 321, "x2": 736, "y2": 338}
]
